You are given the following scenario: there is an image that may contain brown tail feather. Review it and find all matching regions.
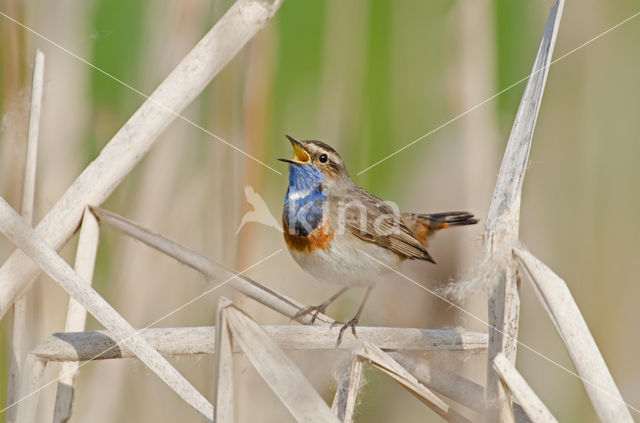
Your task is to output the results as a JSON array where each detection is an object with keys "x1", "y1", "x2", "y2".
[{"x1": 402, "y1": 211, "x2": 478, "y2": 245}]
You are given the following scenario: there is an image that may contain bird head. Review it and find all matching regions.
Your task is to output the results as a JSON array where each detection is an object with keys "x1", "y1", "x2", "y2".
[{"x1": 278, "y1": 135, "x2": 350, "y2": 186}]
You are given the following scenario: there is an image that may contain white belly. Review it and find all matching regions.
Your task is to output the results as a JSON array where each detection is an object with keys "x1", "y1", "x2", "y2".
[{"x1": 288, "y1": 234, "x2": 402, "y2": 287}]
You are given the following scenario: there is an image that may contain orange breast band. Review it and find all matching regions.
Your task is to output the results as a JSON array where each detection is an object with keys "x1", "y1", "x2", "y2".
[{"x1": 283, "y1": 219, "x2": 334, "y2": 253}]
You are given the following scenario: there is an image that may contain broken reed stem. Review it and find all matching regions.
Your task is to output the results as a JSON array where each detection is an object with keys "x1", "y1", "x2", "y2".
[
  {"x1": 6, "y1": 48, "x2": 45, "y2": 423},
  {"x1": 14, "y1": 355, "x2": 46, "y2": 423},
  {"x1": 492, "y1": 353, "x2": 557, "y2": 423},
  {"x1": 514, "y1": 248, "x2": 634, "y2": 422},
  {"x1": 389, "y1": 352, "x2": 485, "y2": 415},
  {"x1": 0, "y1": 198, "x2": 213, "y2": 421},
  {"x1": 213, "y1": 299, "x2": 234, "y2": 423},
  {"x1": 224, "y1": 304, "x2": 340, "y2": 422},
  {"x1": 52, "y1": 208, "x2": 100, "y2": 423},
  {"x1": 0, "y1": 0, "x2": 283, "y2": 319},
  {"x1": 483, "y1": 1, "x2": 564, "y2": 421},
  {"x1": 358, "y1": 343, "x2": 471, "y2": 423},
  {"x1": 331, "y1": 355, "x2": 362, "y2": 423},
  {"x1": 89, "y1": 206, "x2": 334, "y2": 325},
  {"x1": 20, "y1": 49, "x2": 44, "y2": 225},
  {"x1": 388, "y1": 353, "x2": 538, "y2": 420},
  {"x1": 31, "y1": 326, "x2": 487, "y2": 362}
]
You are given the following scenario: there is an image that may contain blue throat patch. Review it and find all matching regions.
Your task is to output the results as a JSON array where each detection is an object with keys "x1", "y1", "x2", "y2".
[{"x1": 284, "y1": 164, "x2": 326, "y2": 237}]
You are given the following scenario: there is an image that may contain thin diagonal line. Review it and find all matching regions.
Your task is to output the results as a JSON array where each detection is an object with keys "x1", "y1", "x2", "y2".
[
  {"x1": 357, "y1": 10, "x2": 640, "y2": 175},
  {"x1": 1, "y1": 248, "x2": 283, "y2": 415},
  {"x1": 0, "y1": 10, "x2": 282, "y2": 175},
  {"x1": 358, "y1": 249, "x2": 640, "y2": 415}
]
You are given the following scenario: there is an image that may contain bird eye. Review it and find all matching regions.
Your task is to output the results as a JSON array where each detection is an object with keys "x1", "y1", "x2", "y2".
[{"x1": 319, "y1": 154, "x2": 328, "y2": 163}]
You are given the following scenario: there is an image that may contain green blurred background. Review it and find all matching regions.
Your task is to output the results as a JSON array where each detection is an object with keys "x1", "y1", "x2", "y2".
[{"x1": 1, "y1": 0, "x2": 639, "y2": 421}]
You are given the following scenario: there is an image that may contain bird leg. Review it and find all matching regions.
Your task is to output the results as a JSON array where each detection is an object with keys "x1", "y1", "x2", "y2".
[
  {"x1": 333, "y1": 286, "x2": 373, "y2": 347},
  {"x1": 292, "y1": 287, "x2": 349, "y2": 324}
]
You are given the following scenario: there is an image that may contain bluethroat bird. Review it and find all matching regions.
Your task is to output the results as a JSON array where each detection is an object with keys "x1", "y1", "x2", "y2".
[{"x1": 279, "y1": 135, "x2": 477, "y2": 345}]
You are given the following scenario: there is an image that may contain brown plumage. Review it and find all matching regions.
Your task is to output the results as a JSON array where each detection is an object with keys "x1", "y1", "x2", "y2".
[{"x1": 335, "y1": 187, "x2": 438, "y2": 262}]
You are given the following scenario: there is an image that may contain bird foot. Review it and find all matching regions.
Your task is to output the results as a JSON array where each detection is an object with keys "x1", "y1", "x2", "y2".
[
  {"x1": 292, "y1": 303, "x2": 328, "y2": 324},
  {"x1": 332, "y1": 315, "x2": 360, "y2": 347}
]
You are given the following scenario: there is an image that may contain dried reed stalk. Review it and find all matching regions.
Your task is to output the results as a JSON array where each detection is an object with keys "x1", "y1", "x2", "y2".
[
  {"x1": 492, "y1": 353, "x2": 557, "y2": 423},
  {"x1": 19, "y1": 49, "x2": 44, "y2": 224},
  {"x1": 358, "y1": 343, "x2": 471, "y2": 423},
  {"x1": 0, "y1": 198, "x2": 213, "y2": 420},
  {"x1": 52, "y1": 208, "x2": 100, "y2": 423},
  {"x1": 6, "y1": 48, "x2": 44, "y2": 423},
  {"x1": 514, "y1": 248, "x2": 634, "y2": 422},
  {"x1": 0, "y1": 0, "x2": 283, "y2": 319},
  {"x1": 331, "y1": 355, "x2": 362, "y2": 423},
  {"x1": 223, "y1": 303, "x2": 340, "y2": 422},
  {"x1": 389, "y1": 353, "x2": 536, "y2": 422},
  {"x1": 483, "y1": 1, "x2": 564, "y2": 420},
  {"x1": 389, "y1": 352, "x2": 485, "y2": 415},
  {"x1": 14, "y1": 355, "x2": 46, "y2": 423},
  {"x1": 89, "y1": 206, "x2": 334, "y2": 325},
  {"x1": 213, "y1": 299, "x2": 234, "y2": 423},
  {"x1": 31, "y1": 326, "x2": 487, "y2": 362}
]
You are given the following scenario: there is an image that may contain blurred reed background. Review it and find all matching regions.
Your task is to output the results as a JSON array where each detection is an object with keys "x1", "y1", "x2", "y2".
[{"x1": 0, "y1": 0, "x2": 639, "y2": 421}]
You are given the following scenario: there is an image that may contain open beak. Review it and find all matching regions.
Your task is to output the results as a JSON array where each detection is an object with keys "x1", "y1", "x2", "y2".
[{"x1": 278, "y1": 135, "x2": 311, "y2": 165}]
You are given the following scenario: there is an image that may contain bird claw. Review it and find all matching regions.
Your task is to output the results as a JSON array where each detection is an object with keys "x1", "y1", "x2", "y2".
[
  {"x1": 334, "y1": 315, "x2": 360, "y2": 347},
  {"x1": 292, "y1": 304, "x2": 327, "y2": 324}
]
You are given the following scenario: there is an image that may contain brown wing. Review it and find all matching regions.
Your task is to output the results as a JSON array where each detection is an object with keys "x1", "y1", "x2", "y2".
[{"x1": 337, "y1": 187, "x2": 435, "y2": 263}]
